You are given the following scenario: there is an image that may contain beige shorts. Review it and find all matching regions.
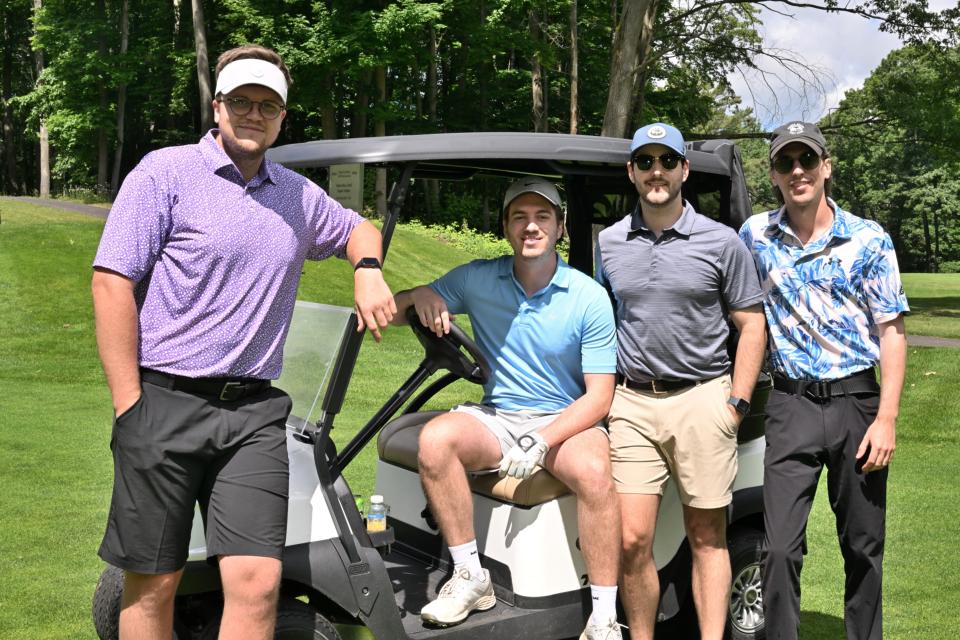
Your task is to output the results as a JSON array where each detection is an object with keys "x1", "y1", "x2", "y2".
[{"x1": 609, "y1": 374, "x2": 739, "y2": 508}]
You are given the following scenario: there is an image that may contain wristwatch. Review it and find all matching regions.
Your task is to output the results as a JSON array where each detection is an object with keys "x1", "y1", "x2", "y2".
[
  {"x1": 728, "y1": 396, "x2": 751, "y2": 416},
  {"x1": 354, "y1": 257, "x2": 382, "y2": 271}
]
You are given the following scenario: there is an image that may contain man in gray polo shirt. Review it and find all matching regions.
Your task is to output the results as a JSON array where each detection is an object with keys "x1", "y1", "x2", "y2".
[
  {"x1": 596, "y1": 122, "x2": 766, "y2": 640},
  {"x1": 92, "y1": 44, "x2": 394, "y2": 640}
]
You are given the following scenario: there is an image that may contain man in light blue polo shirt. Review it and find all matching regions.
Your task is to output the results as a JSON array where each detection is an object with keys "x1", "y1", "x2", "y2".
[{"x1": 393, "y1": 176, "x2": 622, "y2": 640}]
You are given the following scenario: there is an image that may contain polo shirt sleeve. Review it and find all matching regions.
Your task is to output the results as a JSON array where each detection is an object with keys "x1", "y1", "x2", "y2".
[
  {"x1": 579, "y1": 286, "x2": 617, "y2": 374},
  {"x1": 304, "y1": 180, "x2": 364, "y2": 261},
  {"x1": 862, "y1": 231, "x2": 910, "y2": 323},
  {"x1": 718, "y1": 231, "x2": 765, "y2": 310},
  {"x1": 93, "y1": 159, "x2": 171, "y2": 282},
  {"x1": 428, "y1": 261, "x2": 475, "y2": 315}
]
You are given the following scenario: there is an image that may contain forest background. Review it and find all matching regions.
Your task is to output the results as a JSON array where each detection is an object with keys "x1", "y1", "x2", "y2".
[{"x1": 1, "y1": 0, "x2": 959, "y2": 272}]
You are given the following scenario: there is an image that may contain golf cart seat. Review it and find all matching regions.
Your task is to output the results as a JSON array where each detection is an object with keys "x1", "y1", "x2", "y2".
[{"x1": 377, "y1": 411, "x2": 571, "y2": 507}]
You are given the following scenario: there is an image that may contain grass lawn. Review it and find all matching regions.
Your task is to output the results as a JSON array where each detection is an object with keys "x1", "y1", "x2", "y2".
[
  {"x1": 0, "y1": 199, "x2": 957, "y2": 638},
  {"x1": 900, "y1": 273, "x2": 960, "y2": 339}
]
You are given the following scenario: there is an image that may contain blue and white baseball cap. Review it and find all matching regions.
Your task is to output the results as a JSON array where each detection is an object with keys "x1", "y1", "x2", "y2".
[{"x1": 630, "y1": 123, "x2": 686, "y2": 157}]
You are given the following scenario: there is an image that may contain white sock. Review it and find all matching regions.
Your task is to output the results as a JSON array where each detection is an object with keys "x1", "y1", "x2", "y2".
[
  {"x1": 589, "y1": 584, "x2": 619, "y2": 623},
  {"x1": 449, "y1": 540, "x2": 483, "y2": 578}
]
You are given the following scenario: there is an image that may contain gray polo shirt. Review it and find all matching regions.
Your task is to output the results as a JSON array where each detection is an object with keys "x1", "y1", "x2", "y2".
[{"x1": 596, "y1": 201, "x2": 763, "y2": 382}]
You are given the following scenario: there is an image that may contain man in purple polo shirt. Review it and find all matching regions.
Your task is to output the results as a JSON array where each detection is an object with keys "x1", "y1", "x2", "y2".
[{"x1": 91, "y1": 44, "x2": 395, "y2": 640}]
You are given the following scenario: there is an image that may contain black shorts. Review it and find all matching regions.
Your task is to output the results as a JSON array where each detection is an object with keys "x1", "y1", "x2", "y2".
[{"x1": 98, "y1": 380, "x2": 292, "y2": 575}]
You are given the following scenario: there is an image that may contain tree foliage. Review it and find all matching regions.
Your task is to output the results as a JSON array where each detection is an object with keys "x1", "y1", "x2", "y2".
[
  {"x1": 0, "y1": 0, "x2": 957, "y2": 269},
  {"x1": 828, "y1": 43, "x2": 960, "y2": 272}
]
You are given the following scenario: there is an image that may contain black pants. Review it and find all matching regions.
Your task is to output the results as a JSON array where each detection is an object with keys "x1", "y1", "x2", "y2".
[{"x1": 762, "y1": 389, "x2": 887, "y2": 640}]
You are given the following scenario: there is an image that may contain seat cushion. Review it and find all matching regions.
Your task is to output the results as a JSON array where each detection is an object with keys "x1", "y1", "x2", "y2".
[{"x1": 377, "y1": 411, "x2": 571, "y2": 507}]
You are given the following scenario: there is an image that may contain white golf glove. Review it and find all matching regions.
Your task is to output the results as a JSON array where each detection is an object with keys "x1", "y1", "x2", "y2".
[{"x1": 499, "y1": 432, "x2": 549, "y2": 480}]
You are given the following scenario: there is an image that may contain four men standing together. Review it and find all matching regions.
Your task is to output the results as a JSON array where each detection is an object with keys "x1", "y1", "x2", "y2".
[{"x1": 94, "y1": 42, "x2": 907, "y2": 640}]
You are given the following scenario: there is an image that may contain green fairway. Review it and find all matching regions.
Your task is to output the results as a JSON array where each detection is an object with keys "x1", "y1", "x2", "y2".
[
  {"x1": 900, "y1": 273, "x2": 960, "y2": 339},
  {"x1": 0, "y1": 200, "x2": 957, "y2": 639}
]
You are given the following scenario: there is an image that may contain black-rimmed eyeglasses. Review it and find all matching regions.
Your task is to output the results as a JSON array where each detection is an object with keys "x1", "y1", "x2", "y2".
[{"x1": 220, "y1": 96, "x2": 285, "y2": 120}]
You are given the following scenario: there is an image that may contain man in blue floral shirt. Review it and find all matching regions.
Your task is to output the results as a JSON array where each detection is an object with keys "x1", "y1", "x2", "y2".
[{"x1": 739, "y1": 121, "x2": 909, "y2": 640}]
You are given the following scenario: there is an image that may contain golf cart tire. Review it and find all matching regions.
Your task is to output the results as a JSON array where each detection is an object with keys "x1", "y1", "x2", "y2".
[
  {"x1": 92, "y1": 565, "x2": 123, "y2": 640},
  {"x1": 727, "y1": 525, "x2": 766, "y2": 640},
  {"x1": 199, "y1": 597, "x2": 341, "y2": 640}
]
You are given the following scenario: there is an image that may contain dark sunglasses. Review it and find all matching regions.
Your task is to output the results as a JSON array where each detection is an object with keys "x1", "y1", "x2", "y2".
[
  {"x1": 631, "y1": 153, "x2": 684, "y2": 171},
  {"x1": 772, "y1": 150, "x2": 821, "y2": 174},
  {"x1": 220, "y1": 95, "x2": 285, "y2": 120}
]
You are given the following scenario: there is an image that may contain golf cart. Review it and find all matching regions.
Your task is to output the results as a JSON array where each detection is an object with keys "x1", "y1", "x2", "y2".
[{"x1": 93, "y1": 132, "x2": 769, "y2": 639}]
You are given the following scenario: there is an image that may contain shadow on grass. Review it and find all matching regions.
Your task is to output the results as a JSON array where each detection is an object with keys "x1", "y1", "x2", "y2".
[
  {"x1": 908, "y1": 296, "x2": 960, "y2": 318},
  {"x1": 798, "y1": 610, "x2": 845, "y2": 638}
]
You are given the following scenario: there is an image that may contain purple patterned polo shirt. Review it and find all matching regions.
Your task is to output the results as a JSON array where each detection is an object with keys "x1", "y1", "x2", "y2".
[{"x1": 94, "y1": 130, "x2": 363, "y2": 379}]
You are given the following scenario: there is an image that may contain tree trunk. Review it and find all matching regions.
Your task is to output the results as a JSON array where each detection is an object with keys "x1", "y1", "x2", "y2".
[
  {"x1": 351, "y1": 68, "x2": 372, "y2": 138},
  {"x1": 427, "y1": 25, "x2": 438, "y2": 126},
  {"x1": 96, "y1": 0, "x2": 109, "y2": 194},
  {"x1": 2, "y1": 6, "x2": 17, "y2": 194},
  {"x1": 191, "y1": 0, "x2": 213, "y2": 133},
  {"x1": 110, "y1": 0, "x2": 129, "y2": 200},
  {"x1": 33, "y1": 0, "x2": 49, "y2": 197},
  {"x1": 601, "y1": 0, "x2": 659, "y2": 138},
  {"x1": 529, "y1": 10, "x2": 545, "y2": 133},
  {"x1": 321, "y1": 71, "x2": 338, "y2": 139},
  {"x1": 375, "y1": 65, "x2": 387, "y2": 218},
  {"x1": 569, "y1": 0, "x2": 579, "y2": 135}
]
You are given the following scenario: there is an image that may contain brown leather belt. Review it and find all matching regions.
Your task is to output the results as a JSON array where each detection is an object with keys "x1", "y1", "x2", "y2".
[{"x1": 617, "y1": 374, "x2": 702, "y2": 395}]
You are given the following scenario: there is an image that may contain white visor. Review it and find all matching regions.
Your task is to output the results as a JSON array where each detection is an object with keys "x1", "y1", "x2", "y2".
[{"x1": 215, "y1": 58, "x2": 288, "y2": 104}]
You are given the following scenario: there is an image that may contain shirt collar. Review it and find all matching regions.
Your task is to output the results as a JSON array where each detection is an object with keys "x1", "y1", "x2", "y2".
[
  {"x1": 629, "y1": 200, "x2": 696, "y2": 236},
  {"x1": 766, "y1": 199, "x2": 852, "y2": 243},
  {"x1": 496, "y1": 253, "x2": 571, "y2": 291},
  {"x1": 199, "y1": 129, "x2": 276, "y2": 185}
]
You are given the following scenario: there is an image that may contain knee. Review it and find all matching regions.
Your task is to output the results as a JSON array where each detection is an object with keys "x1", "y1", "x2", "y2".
[
  {"x1": 417, "y1": 420, "x2": 458, "y2": 471},
  {"x1": 122, "y1": 571, "x2": 180, "y2": 612},
  {"x1": 621, "y1": 524, "x2": 655, "y2": 562},
  {"x1": 568, "y1": 456, "x2": 615, "y2": 500},
  {"x1": 223, "y1": 562, "x2": 281, "y2": 607},
  {"x1": 685, "y1": 520, "x2": 726, "y2": 552}
]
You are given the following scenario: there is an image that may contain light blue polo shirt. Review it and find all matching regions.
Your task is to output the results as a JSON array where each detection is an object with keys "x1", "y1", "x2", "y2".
[
  {"x1": 430, "y1": 255, "x2": 617, "y2": 411},
  {"x1": 739, "y1": 202, "x2": 909, "y2": 380}
]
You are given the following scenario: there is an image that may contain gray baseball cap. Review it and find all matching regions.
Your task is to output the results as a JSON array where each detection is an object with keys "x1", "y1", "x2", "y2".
[
  {"x1": 769, "y1": 121, "x2": 827, "y2": 158},
  {"x1": 502, "y1": 176, "x2": 562, "y2": 212}
]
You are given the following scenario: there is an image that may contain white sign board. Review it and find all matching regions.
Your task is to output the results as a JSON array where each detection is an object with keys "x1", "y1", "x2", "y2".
[{"x1": 328, "y1": 163, "x2": 364, "y2": 212}]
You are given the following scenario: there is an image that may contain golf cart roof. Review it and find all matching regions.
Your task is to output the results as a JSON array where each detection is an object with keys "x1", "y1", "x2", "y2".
[{"x1": 268, "y1": 132, "x2": 740, "y2": 181}]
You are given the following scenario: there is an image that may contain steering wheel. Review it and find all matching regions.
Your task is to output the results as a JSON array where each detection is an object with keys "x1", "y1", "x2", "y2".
[{"x1": 405, "y1": 306, "x2": 491, "y2": 385}]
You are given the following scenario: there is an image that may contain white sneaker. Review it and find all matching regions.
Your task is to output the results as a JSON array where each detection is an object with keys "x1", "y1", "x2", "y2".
[
  {"x1": 420, "y1": 567, "x2": 496, "y2": 626},
  {"x1": 579, "y1": 615, "x2": 625, "y2": 640}
]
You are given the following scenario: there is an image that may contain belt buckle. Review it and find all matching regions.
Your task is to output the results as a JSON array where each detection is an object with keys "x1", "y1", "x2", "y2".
[
  {"x1": 803, "y1": 380, "x2": 830, "y2": 401},
  {"x1": 219, "y1": 381, "x2": 245, "y2": 401},
  {"x1": 650, "y1": 380, "x2": 669, "y2": 395}
]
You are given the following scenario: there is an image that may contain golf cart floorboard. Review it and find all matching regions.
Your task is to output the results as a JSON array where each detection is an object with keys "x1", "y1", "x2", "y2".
[{"x1": 382, "y1": 549, "x2": 588, "y2": 639}]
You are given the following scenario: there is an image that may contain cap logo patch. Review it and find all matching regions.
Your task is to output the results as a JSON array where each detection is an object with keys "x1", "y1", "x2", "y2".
[
  {"x1": 787, "y1": 122, "x2": 805, "y2": 134},
  {"x1": 648, "y1": 125, "x2": 667, "y2": 139}
]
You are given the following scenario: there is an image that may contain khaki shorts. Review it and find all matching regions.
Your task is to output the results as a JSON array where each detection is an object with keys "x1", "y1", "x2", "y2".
[{"x1": 609, "y1": 374, "x2": 738, "y2": 508}]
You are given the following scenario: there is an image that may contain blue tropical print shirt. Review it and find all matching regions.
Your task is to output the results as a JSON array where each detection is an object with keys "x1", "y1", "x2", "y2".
[{"x1": 739, "y1": 202, "x2": 909, "y2": 380}]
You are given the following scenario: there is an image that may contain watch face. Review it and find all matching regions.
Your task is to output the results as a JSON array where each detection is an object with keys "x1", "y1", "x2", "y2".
[
  {"x1": 518, "y1": 435, "x2": 535, "y2": 451},
  {"x1": 355, "y1": 257, "x2": 381, "y2": 270}
]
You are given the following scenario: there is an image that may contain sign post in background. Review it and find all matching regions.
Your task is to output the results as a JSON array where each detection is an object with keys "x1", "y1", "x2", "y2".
[{"x1": 329, "y1": 163, "x2": 364, "y2": 212}]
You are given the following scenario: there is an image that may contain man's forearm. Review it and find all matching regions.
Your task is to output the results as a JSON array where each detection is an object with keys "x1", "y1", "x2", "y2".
[
  {"x1": 92, "y1": 270, "x2": 141, "y2": 413},
  {"x1": 538, "y1": 374, "x2": 615, "y2": 448},
  {"x1": 877, "y1": 317, "x2": 907, "y2": 422},
  {"x1": 345, "y1": 220, "x2": 384, "y2": 267},
  {"x1": 730, "y1": 307, "x2": 766, "y2": 401}
]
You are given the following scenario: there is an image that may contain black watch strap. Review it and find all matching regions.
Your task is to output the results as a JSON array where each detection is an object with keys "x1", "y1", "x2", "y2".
[
  {"x1": 354, "y1": 257, "x2": 382, "y2": 271},
  {"x1": 728, "y1": 396, "x2": 751, "y2": 416}
]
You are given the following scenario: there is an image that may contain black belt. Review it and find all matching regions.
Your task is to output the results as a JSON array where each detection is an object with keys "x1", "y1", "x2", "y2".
[
  {"x1": 773, "y1": 368, "x2": 879, "y2": 401},
  {"x1": 617, "y1": 374, "x2": 702, "y2": 394},
  {"x1": 140, "y1": 368, "x2": 271, "y2": 402}
]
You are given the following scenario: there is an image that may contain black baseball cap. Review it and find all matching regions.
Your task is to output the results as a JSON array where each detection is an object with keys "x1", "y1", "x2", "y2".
[{"x1": 769, "y1": 121, "x2": 827, "y2": 159}]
